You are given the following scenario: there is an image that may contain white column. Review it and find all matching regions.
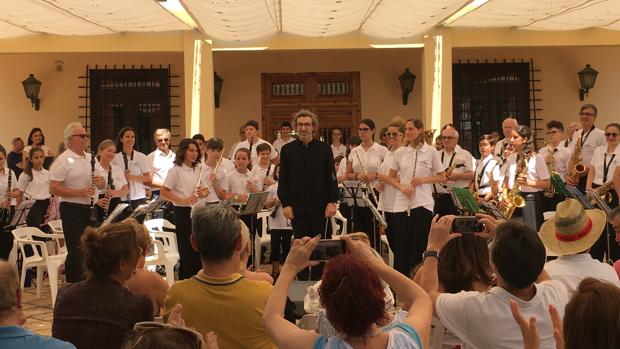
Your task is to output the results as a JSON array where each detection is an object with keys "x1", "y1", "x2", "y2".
[
  {"x1": 183, "y1": 32, "x2": 215, "y2": 139},
  {"x1": 422, "y1": 28, "x2": 453, "y2": 134}
]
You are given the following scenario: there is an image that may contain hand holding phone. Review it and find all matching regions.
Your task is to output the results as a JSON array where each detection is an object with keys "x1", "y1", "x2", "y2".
[
  {"x1": 451, "y1": 216, "x2": 485, "y2": 234},
  {"x1": 310, "y1": 239, "x2": 347, "y2": 261}
]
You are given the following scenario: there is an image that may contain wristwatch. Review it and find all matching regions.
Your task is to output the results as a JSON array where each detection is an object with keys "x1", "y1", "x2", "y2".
[{"x1": 422, "y1": 250, "x2": 439, "y2": 261}]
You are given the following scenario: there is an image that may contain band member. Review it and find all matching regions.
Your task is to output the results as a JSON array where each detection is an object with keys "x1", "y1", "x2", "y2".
[
  {"x1": 472, "y1": 135, "x2": 501, "y2": 203},
  {"x1": 191, "y1": 134, "x2": 207, "y2": 161},
  {"x1": 345, "y1": 118, "x2": 388, "y2": 248},
  {"x1": 586, "y1": 122, "x2": 620, "y2": 262},
  {"x1": 16, "y1": 147, "x2": 50, "y2": 228},
  {"x1": 494, "y1": 117, "x2": 518, "y2": 160},
  {"x1": 251, "y1": 143, "x2": 277, "y2": 192},
  {"x1": 228, "y1": 126, "x2": 246, "y2": 160},
  {"x1": 7, "y1": 138, "x2": 25, "y2": 179},
  {"x1": 433, "y1": 127, "x2": 474, "y2": 216},
  {"x1": 94, "y1": 140, "x2": 128, "y2": 223},
  {"x1": 501, "y1": 125, "x2": 550, "y2": 230},
  {"x1": 265, "y1": 165, "x2": 292, "y2": 279},
  {"x1": 112, "y1": 127, "x2": 150, "y2": 209},
  {"x1": 376, "y1": 118, "x2": 406, "y2": 256},
  {"x1": 568, "y1": 104, "x2": 606, "y2": 192},
  {"x1": 232, "y1": 120, "x2": 278, "y2": 167},
  {"x1": 336, "y1": 135, "x2": 361, "y2": 233},
  {"x1": 330, "y1": 127, "x2": 346, "y2": 159},
  {"x1": 160, "y1": 138, "x2": 208, "y2": 280},
  {"x1": 540, "y1": 120, "x2": 571, "y2": 211},
  {"x1": 272, "y1": 121, "x2": 294, "y2": 155},
  {"x1": 50, "y1": 122, "x2": 105, "y2": 282},
  {"x1": 0, "y1": 145, "x2": 19, "y2": 260},
  {"x1": 563, "y1": 121, "x2": 580, "y2": 148},
  {"x1": 225, "y1": 148, "x2": 262, "y2": 233},
  {"x1": 388, "y1": 118, "x2": 445, "y2": 276},
  {"x1": 146, "y1": 128, "x2": 175, "y2": 198},
  {"x1": 24, "y1": 127, "x2": 53, "y2": 158},
  {"x1": 202, "y1": 138, "x2": 228, "y2": 204}
]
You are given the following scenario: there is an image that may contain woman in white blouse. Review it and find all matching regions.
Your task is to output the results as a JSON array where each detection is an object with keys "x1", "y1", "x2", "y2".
[
  {"x1": 586, "y1": 122, "x2": 620, "y2": 261},
  {"x1": 17, "y1": 147, "x2": 51, "y2": 228},
  {"x1": 330, "y1": 127, "x2": 346, "y2": 159},
  {"x1": 24, "y1": 127, "x2": 53, "y2": 158},
  {"x1": 112, "y1": 127, "x2": 151, "y2": 209},
  {"x1": 94, "y1": 139, "x2": 129, "y2": 224}
]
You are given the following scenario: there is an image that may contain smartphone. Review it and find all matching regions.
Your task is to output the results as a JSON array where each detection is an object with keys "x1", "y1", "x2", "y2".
[
  {"x1": 451, "y1": 216, "x2": 485, "y2": 234},
  {"x1": 310, "y1": 239, "x2": 347, "y2": 261}
]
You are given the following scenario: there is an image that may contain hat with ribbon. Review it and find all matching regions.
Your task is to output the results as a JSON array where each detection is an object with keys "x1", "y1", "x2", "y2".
[{"x1": 540, "y1": 199, "x2": 607, "y2": 256}]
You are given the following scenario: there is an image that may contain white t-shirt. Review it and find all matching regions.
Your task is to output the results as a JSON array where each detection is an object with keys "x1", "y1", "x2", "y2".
[
  {"x1": 0, "y1": 168, "x2": 18, "y2": 206},
  {"x1": 349, "y1": 143, "x2": 389, "y2": 187},
  {"x1": 378, "y1": 151, "x2": 398, "y2": 212},
  {"x1": 502, "y1": 153, "x2": 550, "y2": 193},
  {"x1": 232, "y1": 138, "x2": 277, "y2": 167},
  {"x1": 24, "y1": 144, "x2": 52, "y2": 157},
  {"x1": 545, "y1": 253, "x2": 620, "y2": 295},
  {"x1": 434, "y1": 148, "x2": 474, "y2": 194},
  {"x1": 50, "y1": 149, "x2": 97, "y2": 205},
  {"x1": 146, "y1": 149, "x2": 176, "y2": 188},
  {"x1": 94, "y1": 163, "x2": 127, "y2": 199},
  {"x1": 201, "y1": 161, "x2": 228, "y2": 203},
  {"x1": 494, "y1": 138, "x2": 508, "y2": 158},
  {"x1": 390, "y1": 143, "x2": 444, "y2": 212},
  {"x1": 568, "y1": 127, "x2": 606, "y2": 166},
  {"x1": 272, "y1": 137, "x2": 294, "y2": 155},
  {"x1": 473, "y1": 154, "x2": 500, "y2": 196},
  {"x1": 224, "y1": 168, "x2": 262, "y2": 200},
  {"x1": 111, "y1": 150, "x2": 149, "y2": 201},
  {"x1": 220, "y1": 157, "x2": 235, "y2": 175},
  {"x1": 267, "y1": 183, "x2": 291, "y2": 230},
  {"x1": 250, "y1": 163, "x2": 275, "y2": 192},
  {"x1": 17, "y1": 168, "x2": 50, "y2": 200},
  {"x1": 538, "y1": 144, "x2": 571, "y2": 181},
  {"x1": 330, "y1": 143, "x2": 346, "y2": 159},
  {"x1": 590, "y1": 145, "x2": 620, "y2": 185},
  {"x1": 436, "y1": 281, "x2": 569, "y2": 349},
  {"x1": 162, "y1": 164, "x2": 202, "y2": 207}
]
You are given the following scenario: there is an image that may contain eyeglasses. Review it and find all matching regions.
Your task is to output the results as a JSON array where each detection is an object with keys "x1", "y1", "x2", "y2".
[
  {"x1": 358, "y1": 127, "x2": 371, "y2": 132},
  {"x1": 579, "y1": 112, "x2": 596, "y2": 117},
  {"x1": 127, "y1": 322, "x2": 203, "y2": 349},
  {"x1": 332, "y1": 133, "x2": 342, "y2": 136},
  {"x1": 157, "y1": 138, "x2": 169, "y2": 143},
  {"x1": 297, "y1": 122, "x2": 313, "y2": 128},
  {"x1": 72, "y1": 134, "x2": 89, "y2": 139},
  {"x1": 546, "y1": 130, "x2": 561, "y2": 135},
  {"x1": 605, "y1": 132, "x2": 618, "y2": 138},
  {"x1": 386, "y1": 132, "x2": 401, "y2": 137},
  {"x1": 441, "y1": 136, "x2": 456, "y2": 140}
]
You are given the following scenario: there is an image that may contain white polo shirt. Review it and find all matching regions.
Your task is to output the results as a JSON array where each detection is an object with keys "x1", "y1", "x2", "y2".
[
  {"x1": 538, "y1": 144, "x2": 571, "y2": 181},
  {"x1": 267, "y1": 182, "x2": 292, "y2": 230},
  {"x1": 111, "y1": 150, "x2": 149, "y2": 201},
  {"x1": 568, "y1": 126, "x2": 606, "y2": 166},
  {"x1": 390, "y1": 143, "x2": 444, "y2": 212},
  {"x1": 94, "y1": 163, "x2": 127, "y2": 198},
  {"x1": 24, "y1": 144, "x2": 52, "y2": 157},
  {"x1": 590, "y1": 145, "x2": 620, "y2": 185},
  {"x1": 146, "y1": 148, "x2": 175, "y2": 188},
  {"x1": 17, "y1": 168, "x2": 50, "y2": 201},
  {"x1": 331, "y1": 143, "x2": 346, "y2": 159},
  {"x1": 250, "y1": 162, "x2": 275, "y2": 192},
  {"x1": 434, "y1": 148, "x2": 474, "y2": 194},
  {"x1": 272, "y1": 137, "x2": 294, "y2": 155},
  {"x1": 220, "y1": 157, "x2": 235, "y2": 175},
  {"x1": 378, "y1": 151, "x2": 398, "y2": 213},
  {"x1": 545, "y1": 253, "x2": 620, "y2": 296},
  {"x1": 50, "y1": 149, "x2": 96, "y2": 205},
  {"x1": 494, "y1": 138, "x2": 508, "y2": 158},
  {"x1": 232, "y1": 138, "x2": 277, "y2": 167},
  {"x1": 436, "y1": 281, "x2": 569, "y2": 349},
  {"x1": 224, "y1": 168, "x2": 262, "y2": 200},
  {"x1": 1, "y1": 168, "x2": 18, "y2": 206},
  {"x1": 162, "y1": 163, "x2": 202, "y2": 207},
  {"x1": 502, "y1": 153, "x2": 550, "y2": 193},
  {"x1": 201, "y1": 162, "x2": 228, "y2": 203},
  {"x1": 349, "y1": 143, "x2": 389, "y2": 187},
  {"x1": 473, "y1": 154, "x2": 500, "y2": 196}
]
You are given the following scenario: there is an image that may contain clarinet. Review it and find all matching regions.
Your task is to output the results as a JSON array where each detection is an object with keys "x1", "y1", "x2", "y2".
[
  {"x1": 88, "y1": 153, "x2": 99, "y2": 227},
  {"x1": 102, "y1": 166, "x2": 115, "y2": 221},
  {"x1": 0, "y1": 170, "x2": 12, "y2": 228},
  {"x1": 122, "y1": 152, "x2": 132, "y2": 209}
]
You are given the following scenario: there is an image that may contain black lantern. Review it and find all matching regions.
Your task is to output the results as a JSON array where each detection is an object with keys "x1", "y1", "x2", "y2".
[
  {"x1": 22, "y1": 74, "x2": 42, "y2": 110},
  {"x1": 398, "y1": 68, "x2": 416, "y2": 105},
  {"x1": 577, "y1": 64, "x2": 598, "y2": 101},
  {"x1": 214, "y1": 71, "x2": 224, "y2": 108}
]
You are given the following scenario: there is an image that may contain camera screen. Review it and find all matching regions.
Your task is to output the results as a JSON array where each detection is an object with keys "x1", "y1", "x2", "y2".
[{"x1": 310, "y1": 239, "x2": 346, "y2": 261}]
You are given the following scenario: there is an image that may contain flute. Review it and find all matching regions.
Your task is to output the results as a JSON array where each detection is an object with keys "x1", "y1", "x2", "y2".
[{"x1": 354, "y1": 149, "x2": 384, "y2": 221}]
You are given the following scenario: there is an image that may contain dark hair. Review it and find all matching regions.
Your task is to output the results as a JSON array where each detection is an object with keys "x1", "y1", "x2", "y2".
[
  {"x1": 234, "y1": 148, "x2": 252, "y2": 170},
  {"x1": 546, "y1": 120, "x2": 564, "y2": 131},
  {"x1": 0, "y1": 145, "x2": 6, "y2": 158},
  {"x1": 115, "y1": 127, "x2": 137, "y2": 153},
  {"x1": 319, "y1": 255, "x2": 389, "y2": 338},
  {"x1": 122, "y1": 327, "x2": 201, "y2": 349},
  {"x1": 438, "y1": 235, "x2": 494, "y2": 293},
  {"x1": 280, "y1": 121, "x2": 291, "y2": 129},
  {"x1": 174, "y1": 138, "x2": 200, "y2": 167},
  {"x1": 206, "y1": 137, "x2": 223, "y2": 151},
  {"x1": 273, "y1": 164, "x2": 280, "y2": 181},
  {"x1": 564, "y1": 278, "x2": 620, "y2": 349},
  {"x1": 244, "y1": 120, "x2": 259, "y2": 130},
  {"x1": 478, "y1": 134, "x2": 497, "y2": 147},
  {"x1": 23, "y1": 147, "x2": 45, "y2": 180},
  {"x1": 491, "y1": 221, "x2": 546, "y2": 289},
  {"x1": 334, "y1": 155, "x2": 344, "y2": 164},
  {"x1": 81, "y1": 219, "x2": 142, "y2": 279},
  {"x1": 191, "y1": 134, "x2": 205, "y2": 143},
  {"x1": 379, "y1": 127, "x2": 388, "y2": 138},
  {"x1": 611, "y1": 206, "x2": 620, "y2": 219},
  {"x1": 513, "y1": 124, "x2": 536, "y2": 155},
  {"x1": 256, "y1": 143, "x2": 271, "y2": 154},
  {"x1": 406, "y1": 118, "x2": 425, "y2": 145},
  {"x1": 347, "y1": 135, "x2": 361, "y2": 147},
  {"x1": 360, "y1": 119, "x2": 376, "y2": 140},
  {"x1": 605, "y1": 123, "x2": 620, "y2": 134},
  {"x1": 27, "y1": 128, "x2": 45, "y2": 146},
  {"x1": 580, "y1": 103, "x2": 598, "y2": 116},
  {"x1": 191, "y1": 204, "x2": 242, "y2": 263}
]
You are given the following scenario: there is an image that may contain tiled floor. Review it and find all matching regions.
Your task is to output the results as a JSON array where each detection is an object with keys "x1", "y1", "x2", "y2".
[{"x1": 22, "y1": 282, "x2": 54, "y2": 336}]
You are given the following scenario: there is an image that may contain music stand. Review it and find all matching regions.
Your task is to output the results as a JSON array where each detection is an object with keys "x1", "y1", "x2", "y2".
[
  {"x1": 452, "y1": 187, "x2": 481, "y2": 215},
  {"x1": 129, "y1": 199, "x2": 164, "y2": 223},
  {"x1": 238, "y1": 192, "x2": 270, "y2": 270},
  {"x1": 101, "y1": 203, "x2": 130, "y2": 226},
  {"x1": 479, "y1": 201, "x2": 507, "y2": 220},
  {"x1": 7, "y1": 200, "x2": 35, "y2": 229},
  {"x1": 565, "y1": 186, "x2": 594, "y2": 209}
]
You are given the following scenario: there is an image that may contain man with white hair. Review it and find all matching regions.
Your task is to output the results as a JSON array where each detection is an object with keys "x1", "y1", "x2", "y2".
[
  {"x1": 0, "y1": 261, "x2": 75, "y2": 348},
  {"x1": 145, "y1": 128, "x2": 175, "y2": 197},
  {"x1": 494, "y1": 117, "x2": 518, "y2": 160},
  {"x1": 50, "y1": 122, "x2": 105, "y2": 282}
]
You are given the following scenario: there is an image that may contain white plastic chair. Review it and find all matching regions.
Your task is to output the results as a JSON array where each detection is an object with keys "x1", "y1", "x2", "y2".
[
  {"x1": 47, "y1": 219, "x2": 63, "y2": 234},
  {"x1": 144, "y1": 239, "x2": 171, "y2": 282},
  {"x1": 11, "y1": 227, "x2": 67, "y2": 305},
  {"x1": 330, "y1": 209, "x2": 348, "y2": 238},
  {"x1": 143, "y1": 219, "x2": 179, "y2": 285},
  {"x1": 254, "y1": 210, "x2": 272, "y2": 269},
  {"x1": 380, "y1": 235, "x2": 394, "y2": 268}
]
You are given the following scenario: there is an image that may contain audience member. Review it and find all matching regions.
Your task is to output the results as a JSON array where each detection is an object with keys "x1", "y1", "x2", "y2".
[
  {"x1": 162, "y1": 204, "x2": 275, "y2": 349},
  {"x1": 124, "y1": 225, "x2": 170, "y2": 317},
  {"x1": 52, "y1": 219, "x2": 153, "y2": 349},
  {"x1": 263, "y1": 235, "x2": 432, "y2": 349},
  {"x1": 418, "y1": 215, "x2": 569, "y2": 349},
  {"x1": 0, "y1": 261, "x2": 75, "y2": 349},
  {"x1": 540, "y1": 199, "x2": 620, "y2": 294},
  {"x1": 7, "y1": 137, "x2": 25, "y2": 178}
]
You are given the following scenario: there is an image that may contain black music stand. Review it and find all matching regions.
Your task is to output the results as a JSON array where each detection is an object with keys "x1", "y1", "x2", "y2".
[
  {"x1": 8, "y1": 200, "x2": 35, "y2": 229},
  {"x1": 129, "y1": 199, "x2": 164, "y2": 224},
  {"x1": 239, "y1": 191, "x2": 270, "y2": 270},
  {"x1": 101, "y1": 203, "x2": 130, "y2": 226}
]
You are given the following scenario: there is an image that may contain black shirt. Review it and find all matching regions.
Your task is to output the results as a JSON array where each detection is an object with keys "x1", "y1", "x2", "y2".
[
  {"x1": 7, "y1": 151, "x2": 22, "y2": 179},
  {"x1": 278, "y1": 138, "x2": 339, "y2": 215}
]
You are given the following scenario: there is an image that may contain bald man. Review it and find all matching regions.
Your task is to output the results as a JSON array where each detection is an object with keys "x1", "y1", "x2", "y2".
[{"x1": 493, "y1": 117, "x2": 518, "y2": 161}]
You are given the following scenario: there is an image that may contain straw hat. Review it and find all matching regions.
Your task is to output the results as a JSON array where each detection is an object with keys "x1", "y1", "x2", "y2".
[{"x1": 540, "y1": 199, "x2": 607, "y2": 256}]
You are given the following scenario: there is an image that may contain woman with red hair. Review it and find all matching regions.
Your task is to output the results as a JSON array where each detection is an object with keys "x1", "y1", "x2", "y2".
[{"x1": 263, "y1": 235, "x2": 432, "y2": 349}]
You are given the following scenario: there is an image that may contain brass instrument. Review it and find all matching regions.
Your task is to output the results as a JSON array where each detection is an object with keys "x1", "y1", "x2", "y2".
[
  {"x1": 499, "y1": 154, "x2": 527, "y2": 219},
  {"x1": 0, "y1": 169, "x2": 12, "y2": 228},
  {"x1": 487, "y1": 163, "x2": 500, "y2": 207},
  {"x1": 567, "y1": 136, "x2": 586, "y2": 183},
  {"x1": 590, "y1": 180, "x2": 614, "y2": 205},
  {"x1": 543, "y1": 143, "x2": 558, "y2": 198},
  {"x1": 423, "y1": 129, "x2": 436, "y2": 145}
]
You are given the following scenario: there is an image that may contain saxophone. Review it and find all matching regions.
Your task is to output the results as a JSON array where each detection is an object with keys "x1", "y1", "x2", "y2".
[
  {"x1": 567, "y1": 136, "x2": 585, "y2": 183},
  {"x1": 543, "y1": 144, "x2": 557, "y2": 198},
  {"x1": 590, "y1": 180, "x2": 614, "y2": 205},
  {"x1": 500, "y1": 154, "x2": 527, "y2": 219}
]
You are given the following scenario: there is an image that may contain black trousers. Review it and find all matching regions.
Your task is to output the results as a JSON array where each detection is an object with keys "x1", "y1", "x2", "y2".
[
  {"x1": 384, "y1": 212, "x2": 398, "y2": 252},
  {"x1": 269, "y1": 229, "x2": 293, "y2": 263},
  {"x1": 26, "y1": 199, "x2": 50, "y2": 228},
  {"x1": 291, "y1": 213, "x2": 326, "y2": 280},
  {"x1": 60, "y1": 202, "x2": 91, "y2": 282},
  {"x1": 352, "y1": 206, "x2": 380, "y2": 249},
  {"x1": 0, "y1": 207, "x2": 15, "y2": 260},
  {"x1": 433, "y1": 193, "x2": 458, "y2": 217},
  {"x1": 173, "y1": 206, "x2": 201, "y2": 280},
  {"x1": 590, "y1": 189, "x2": 619, "y2": 262}
]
